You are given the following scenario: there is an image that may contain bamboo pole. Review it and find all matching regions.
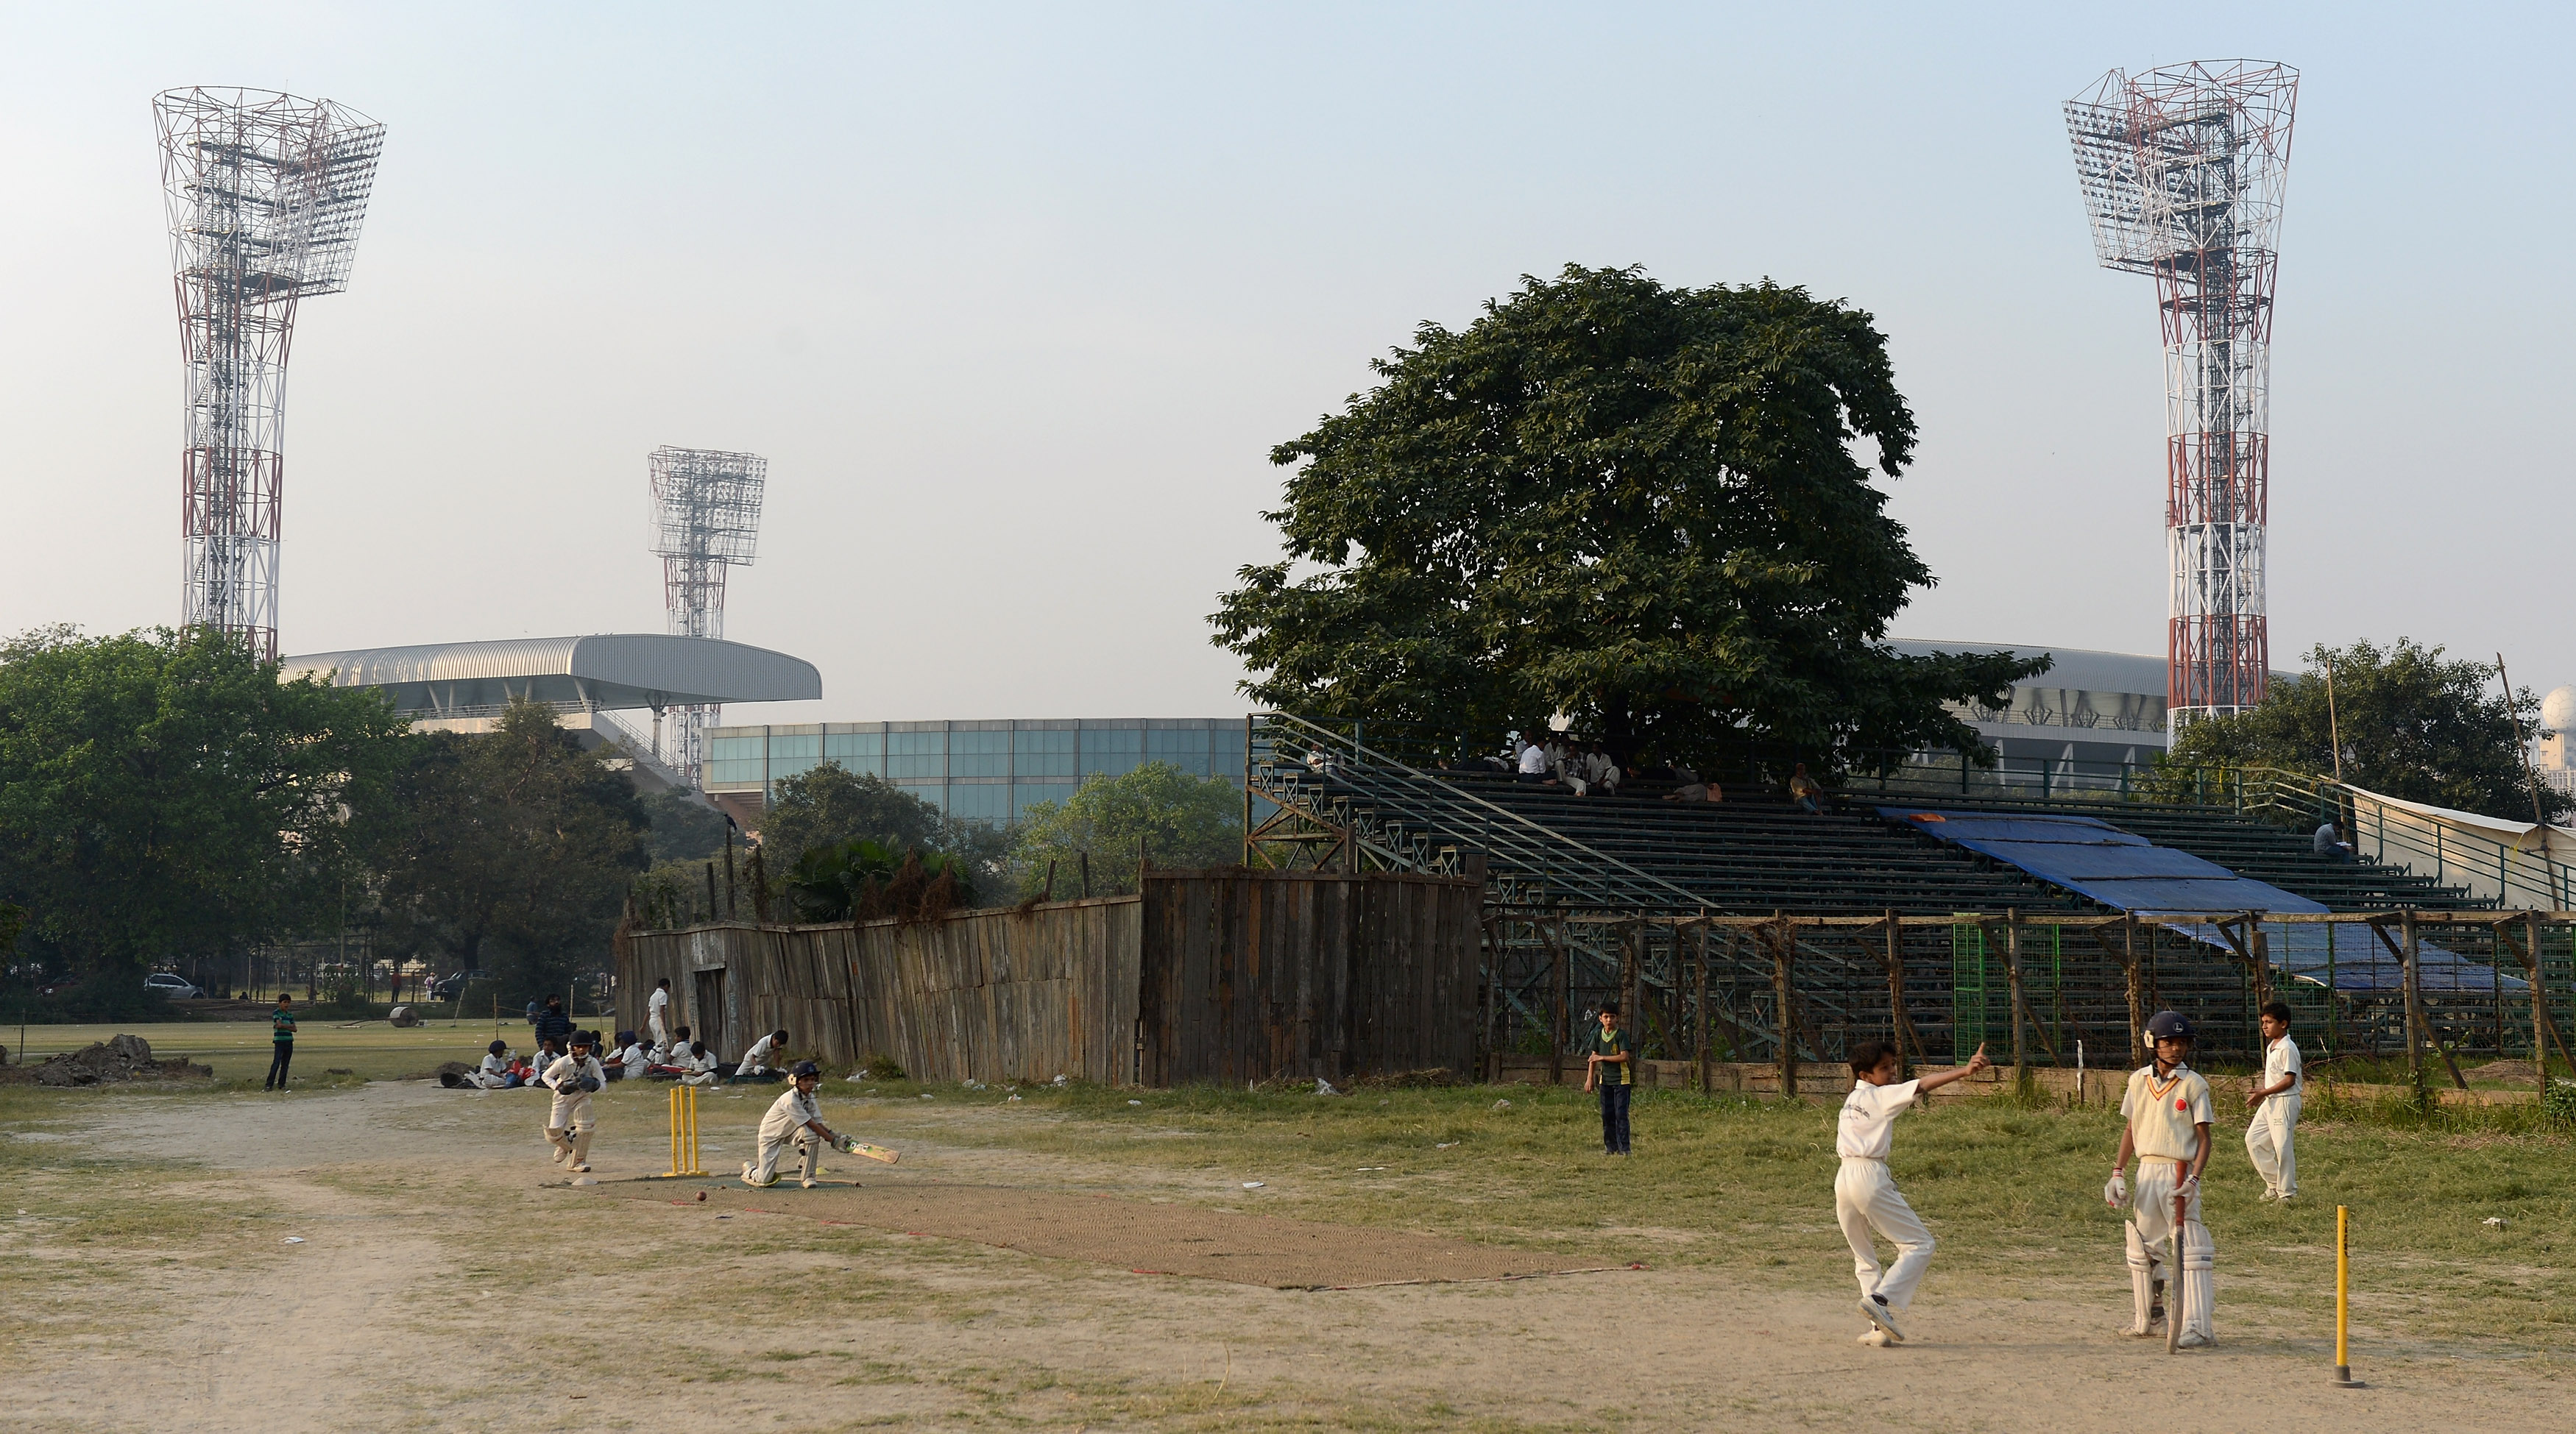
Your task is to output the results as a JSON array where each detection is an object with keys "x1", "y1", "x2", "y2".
[
  {"x1": 2004, "y1": 911, "x2": 2029, "y2": 1087},
  {"x1": 1770, "y1": 917, "x2": 1797, "y2": 1099},
  {"x1": 2400, "y1": 909, "x2": 2427, "y2": 1102},
  {"x1": 1884, "y1": 909, "x2": 1909, "y2": 1079},
  {"x1": 1695, "y1": 919, "x2": 1712, "y2": 1095},
  {"x1": 1549, "y1": 915, "x2": 1568, "y2": 1088}
]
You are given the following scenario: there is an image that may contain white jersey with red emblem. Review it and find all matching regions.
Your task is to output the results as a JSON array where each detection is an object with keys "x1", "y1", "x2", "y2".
[{"x1": 2120, "y1": 1062, "x2": 2213, "y2": 1160}]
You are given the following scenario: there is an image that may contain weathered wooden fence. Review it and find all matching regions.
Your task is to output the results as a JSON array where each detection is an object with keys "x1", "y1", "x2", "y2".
[
  {"x1": 618, "y1": 895, "x2": 1142, "y2": 1084},
  {"x1": 1139, "y1": 867, "x2": 1483, "y2": 1085}
]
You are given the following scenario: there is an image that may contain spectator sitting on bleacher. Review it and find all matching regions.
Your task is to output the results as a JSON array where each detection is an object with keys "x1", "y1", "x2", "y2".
[
  {"x1": 1663, "y1": 764, "x2": 1721, "y2": 803},
  {"x1": 1516, "y1": 737, "x2": 1554, "y2": 784},
  {"x1": 1580, "y1": 744, "x2": 1623, "y2": 796},
  {"x1": 2314, "y1": 820, "x2": 2354, "y2": 862},
  {"x1": 1788, "y1": 762, "x2": 1825, "y2": 814}
]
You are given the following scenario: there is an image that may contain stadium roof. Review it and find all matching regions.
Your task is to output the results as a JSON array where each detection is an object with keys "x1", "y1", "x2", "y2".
[{"x1": 280, "y1": 634, "x2": 821, "y2": 716}]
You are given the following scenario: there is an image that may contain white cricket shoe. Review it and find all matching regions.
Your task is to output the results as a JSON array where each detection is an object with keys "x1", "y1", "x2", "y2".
[
  {"x1": 570, "y1": 1163, "x2": 590, "y2": 1174},
  {"x1": 1857, "y1": 1328, "x2": 1893, "y2": 1347},
  {"x1": 2176, "y1": 1329, "x2": 2213, "y2": 1349},
  {"x1": 1859, "y1": 1296, "x2": 1905, "y2": 1341},
  {"x1": 801, "y1": 1178, "x2": 817, "y2": 1189}
]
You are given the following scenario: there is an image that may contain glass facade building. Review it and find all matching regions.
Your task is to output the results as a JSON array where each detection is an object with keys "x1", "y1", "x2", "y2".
[{"x1": 704, "y1": 717, "x2": 1250, "y2": 826}]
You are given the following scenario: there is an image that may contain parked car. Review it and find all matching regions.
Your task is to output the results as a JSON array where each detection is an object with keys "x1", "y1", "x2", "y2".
[
  {"x1": 430, "y1": 971, "x2": 479, "y2": 1002},
  {"x1": 143, "y1": 973, "x2": 205, "y2": 1000}
]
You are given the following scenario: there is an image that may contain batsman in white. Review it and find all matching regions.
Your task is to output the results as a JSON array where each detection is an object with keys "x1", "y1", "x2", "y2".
[
  {"x1": 545, "y1": 1031, "x2": 609, "y2": 1174},
  {"x1": 2243, "y1": 1000, "x2": 2301, "y2": 1201},
  {"x1": 2106, "y1": 1010, "x2": 2216, "y2": 1347},
  {"x1": 1836, "y1": 1037, "x2": 1990, "y2": 1346},
  {"x1": 743, "y1": 1061, "x2": 851, "y2": 1189},
  {"x1": 647, "y1": 978, "x2": 673, "y2": 1048}
]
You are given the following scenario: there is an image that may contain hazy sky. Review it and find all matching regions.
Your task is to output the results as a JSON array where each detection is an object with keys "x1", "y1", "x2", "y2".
[{"x1": 4, "y1": 3, "x2": 2570, "y2": 726}]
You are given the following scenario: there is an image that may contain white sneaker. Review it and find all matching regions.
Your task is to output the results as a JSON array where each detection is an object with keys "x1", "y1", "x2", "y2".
[
  {"x1": 801, "y1": 1178, "x2": 817, "y2": 1189},
  {"x1": 551, "y1": 1145, "x2": 569, "y2": 1165},
  {"x1": 570, "y1": 1163, "x2": 590, "y2": 1174},
  {"x1": 2176, "y1": 1329, "x2": 2213, "y2": 1349},
  {"x1": 1859, "y1": 1296, "x2": 1905, "y2": 1342},
  {"x1": 1857, "y1": 1328, "x2": 1893, "y2": 1346},
  {"x1": 740, "y1": 1160, "x2": 755, "y2": 1182}
]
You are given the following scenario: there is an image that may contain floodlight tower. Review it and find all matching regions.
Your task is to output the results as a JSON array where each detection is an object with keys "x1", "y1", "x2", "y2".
[
  {"x1": 649, "y1": 447, "x2": 766, "y2": 786},
  {"x1": 154, "y1": 88, "x2": 386, "y2": 663},
  {"x1": 2064, "y1": 61, "x2": 2297, "y2": 728}
]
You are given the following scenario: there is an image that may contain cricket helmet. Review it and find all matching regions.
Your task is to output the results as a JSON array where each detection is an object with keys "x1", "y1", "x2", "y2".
[
  {"x1": 793, "y1": 1060, "x2": 821, "y2": 1078},
  {"x1": 2145, "y1": 1010, "x2": 2195, "y2": 1041}
]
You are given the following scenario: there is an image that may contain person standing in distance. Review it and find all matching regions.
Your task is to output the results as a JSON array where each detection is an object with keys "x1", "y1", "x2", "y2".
[
  {"x1": 647, "y1": 978, "x2": 672, "y2": 1048},
  {"x1": 264, "y1": 994, "x2": 297, "y2": 1091},
  {"x1": 1583, "y1": 1002, "x2": 1635, "y2": 1156},
  {"x1": 2107, "y1": 1011, "x2": 2217, "y2": 1346},
  {"x1": 1836, "y1": 1040, "x2": 1989, "y2": 1346},
  {"x1": 2243, "y1": 1001, "x2": 2302, "y2": 1201}
]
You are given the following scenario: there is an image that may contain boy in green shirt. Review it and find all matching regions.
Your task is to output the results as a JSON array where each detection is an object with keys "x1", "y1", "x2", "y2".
[
  {"x1": 1583, "y1": 1001, "x2": 1635, "y2": 1155},
  {"x1": 265, "y1": 994, "x2": 296, "y2": 1090}
]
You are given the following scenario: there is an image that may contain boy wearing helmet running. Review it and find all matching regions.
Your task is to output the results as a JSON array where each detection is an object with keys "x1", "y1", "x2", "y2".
[
  {"x1": 2106, "y1": 1010, "x2": 2216, "y2": 1346},
  {"x1": 544, "y1": 1032, "x2": 608, "y2": 1174},
  {"x1": 744, "y1": 1062, "x2": 851, "y2": 1189}
]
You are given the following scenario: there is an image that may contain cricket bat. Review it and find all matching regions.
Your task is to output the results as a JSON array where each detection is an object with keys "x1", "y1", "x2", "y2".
[{"x1": 840, "y1": 1137, "x2": 900, "y2": 1165}]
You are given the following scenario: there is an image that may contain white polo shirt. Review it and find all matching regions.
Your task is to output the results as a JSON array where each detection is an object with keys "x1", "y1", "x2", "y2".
[
  {"x1": 648, "y1": 987, "x2": 670, "y2": 1021},
  {"x1": 2121, "y1": 1064, "x2": 2214, "y2": 1160},
  {"x1": 739, "y1": 1034, "x2": 780, "y2": 1071},
  {"x1": 759, "y1": 1086, "x2": 823, "y2": 1145},
  {"x1": 1837, "y1": 1079, "x2": 1922, "y2": 1160},
  {"x1": 2260, "y1": 1034, "x2": 2303, "y2": 1101}
]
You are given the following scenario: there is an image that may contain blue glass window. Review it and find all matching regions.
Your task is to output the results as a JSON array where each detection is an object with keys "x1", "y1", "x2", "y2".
[
  {"x1": 709, "y1": 735, "x2": 764, "y2": 762},
  {"x1": 947, "y1": 781, "x2": 1011, "y2": 826},
  {"x1": 1013, "y1": 782, "x2": 1077, "y2": 822},
  {"x1": 893, "y1": 781, "x2": 945, "y2": 813},
  {"x1": 1080, "y1": 728, "x2": 1142, "y2": 779},
  {"x1": 886, "y1": 731, "x2": 945, "y2": 781},
  {"x1": 951, "y1": 729, "x2": 1011, "y2": 778},
  {"x1": 824, "y1": 730, "x2": 884, "y2": 776},
  {"x1": 1013, "y1": 728, "x2": 1076, "y2": 778},
  {"x1": 1145, "y1": 728, "x2": 1212, "y2": 776},
  {"x1": 707, "y1": 759, "x2": 765, "y2": 787}
]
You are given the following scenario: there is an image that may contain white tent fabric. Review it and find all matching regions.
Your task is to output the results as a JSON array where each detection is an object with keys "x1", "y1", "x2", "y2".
[{"x1": 2340, "y1": 784, "x2": 2576, "y2": 908}]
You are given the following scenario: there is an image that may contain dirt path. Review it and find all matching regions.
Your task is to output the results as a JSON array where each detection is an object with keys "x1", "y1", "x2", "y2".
[{"x1": 7, "y1": 1083, "x2": 2569, "y2": 1433}]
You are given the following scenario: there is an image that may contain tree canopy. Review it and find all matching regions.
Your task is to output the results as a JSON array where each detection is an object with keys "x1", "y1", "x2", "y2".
[
  {"x1": 1008, "y1": 762, "x2": 1244, "y2": 897},
  {"x1": 2165, "y1": 638, "x2": 2566, "y2": 824},
  {"x1": 1211, "y1": 265, "x2": 2041, "y2": 765},
  {"x1": 760, "y1": 764, "x2": 954, "y2": 871},
  {"x1": 0, "y1": 626, "x2": 410, "y2": 987},
  {"x1": 370, "y1": 699, "x2": 650, "y2": 1003}
]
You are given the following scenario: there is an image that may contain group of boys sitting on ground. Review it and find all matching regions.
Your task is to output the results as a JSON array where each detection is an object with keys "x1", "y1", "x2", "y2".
[{"x1": 458, "y1": 1023, "x2": 796, "y2": 1090}]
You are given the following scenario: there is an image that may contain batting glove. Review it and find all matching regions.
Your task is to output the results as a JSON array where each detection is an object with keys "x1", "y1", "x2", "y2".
[{"x1": 2103, "y1": 1171, "x2": 2127, "y2": 1209}]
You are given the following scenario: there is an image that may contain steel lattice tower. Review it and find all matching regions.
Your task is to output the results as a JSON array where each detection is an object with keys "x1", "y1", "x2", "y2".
[
  {"x1": 649, "y1": 447, "x2": 766, "y2": 786},
  {"x1": 2065, "y1": 61, "x2": 2297, "y2": 728},
  {"x1": 154, "y1": 88, "x2": 385, "y2": 663}
]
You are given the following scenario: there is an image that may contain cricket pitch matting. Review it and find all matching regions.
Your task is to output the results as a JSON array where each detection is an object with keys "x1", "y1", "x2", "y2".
[{"x1": 585, "y1": 1177, "x2": 1634, "y2": 1291}]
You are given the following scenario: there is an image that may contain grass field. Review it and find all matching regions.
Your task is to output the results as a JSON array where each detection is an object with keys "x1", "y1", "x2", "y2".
[
  {"x1": 5, "y1": 1018, "x2": 543, "y2": 1084},
  {"x1": 4, "y1": 1057, "x2": 2572, "y2": 1430}
]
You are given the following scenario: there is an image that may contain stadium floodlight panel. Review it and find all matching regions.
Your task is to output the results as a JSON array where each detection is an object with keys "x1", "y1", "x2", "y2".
[{"x1": 650, "y1": 447, "x2": 767, "y2": 564}]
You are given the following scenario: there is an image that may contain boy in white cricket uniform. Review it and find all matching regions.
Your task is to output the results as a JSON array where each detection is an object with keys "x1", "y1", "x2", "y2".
[
  {"x1": 733, "y1": 1028, "x2": 790, "y2": 1080},
  {"x1": 647, "y1": 979, "x2": 672, "y2": 1046},
  {"x1": 2243, "y1": 1001, "x2": 2301, "y2": 1201},
  {"x1": 543, "y1": 1032, "x2": 608, "y2": 1174},
  {"x1": 469, "y1": 1040, "x2": 515, "y2": 1088},
  {"x1": 2107, "y1": 1010, "x2": 2217, "y2": 1346},
  {"x1": 679, "y1": 1041, "x2": 721, "y2": 1087},
  {"x1": 743, "y1": 1062, "x2": 850, "y2": 1188},
  {"x1": 1836, "y1": 1038, "x2": 1989, "y2": 1346}
]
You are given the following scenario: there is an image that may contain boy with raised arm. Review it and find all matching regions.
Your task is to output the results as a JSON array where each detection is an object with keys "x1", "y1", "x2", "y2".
[{"x1": 1838, "y1": 1038, "x2": 1989, "y2": 1346}]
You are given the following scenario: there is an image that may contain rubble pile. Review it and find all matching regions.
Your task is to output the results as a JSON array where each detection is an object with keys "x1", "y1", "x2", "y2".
[{"x1": 7, "y1": 1034, "x2": 213, "y2": 1087}]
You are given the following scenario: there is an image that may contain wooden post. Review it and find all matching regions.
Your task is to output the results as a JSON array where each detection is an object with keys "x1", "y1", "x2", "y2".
[
  {"x1": 2535, "y1": 912, "x2": 2555, "y2": 1082},
  {"x1": 2401, "y1": 909, "x2": 2427, "y2": 1099},
  {"x1": 1770, "y1": 917, "x2": 1797, "y2": 1099},
  {"x1": 2123, "y1": 916, "x2": 2145, "y2": 1068},
  {"x1": 1079, "y1": 851, "x2": 1092, "y2": 898},
  {"x1": 723, "y1": 823, "x2": 737, "y2": 919},
  {"x1": 1549, "y1": 915, "x2": 1568, "y2": 1087},
  {"x1": 1621, "y1": 924, "x2": 1641, "y2": 1067},
  {"x1": 1695, "y1": 920, "x2": 1712, "y2": 1095},
  {"x1": 1479, "y1": 917, "x2": 1500, "y2": 1084},
  {"x1": 1043, "y1": 859, "x2": 1057, "y2": 901},
  {"x1": 2004, "y1": 911, "x2": 2028, "y2": 1086},
  {"x1": 2248, "y1": 919, "x2": 2275, "y2": 1013},
  {"x1": 1884, "y1": 909, "x2": 1909, "y2": 1078}
]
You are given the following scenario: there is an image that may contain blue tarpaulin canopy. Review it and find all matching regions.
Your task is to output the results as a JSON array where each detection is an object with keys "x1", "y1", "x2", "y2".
[{"x1": 1879, "y1": 807, "x2": 2516, "y2": 994}]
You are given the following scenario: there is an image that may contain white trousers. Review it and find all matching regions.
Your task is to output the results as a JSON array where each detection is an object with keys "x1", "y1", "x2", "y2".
[
  {"x1": 2126, "y1": 1159, "x2": 2215, "y2": 1339},
  {"x1": 748, "y1": 1131, "x2": 821, "y2": 1186},
  {"x1": 1835, "y1": 1157, "x2": 1935, "y2": 1310},
  {"x1": 649, "y1": 1010, "x2": 668, "y2": 1046},
  {"x1": 545, "y1": 1091, "x2": 595, "y2": 1165},
  {"x1": 2245, "y1": 1093, "x2": 2300, "y2": 1197}
]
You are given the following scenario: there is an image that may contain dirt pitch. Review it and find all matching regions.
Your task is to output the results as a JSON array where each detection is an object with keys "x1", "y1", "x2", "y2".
[{"x1": 4, "y1": 1078, "x2": 2572, "y2": 1433}]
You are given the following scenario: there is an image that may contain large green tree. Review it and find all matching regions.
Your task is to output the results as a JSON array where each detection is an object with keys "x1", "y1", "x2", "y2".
[
  {"x1": 2165, "y1": 639, "x2": 2566, "y2": 823},
  {"x1": 370, "y1": 700, "x2": 650, "y2": 1004},
  {"x1": 1211, "y1": 265, "x2": 2040, "y2": 764},
  {"x1": 0, "y1": 626, "x2": 411, "y2": 994},
  {"x1": 1008, "y1": 762, "x2": 1244, "y2": 898},
  {"x1": 757, "y1": 763, "x2": 1006, "y2": 877}
]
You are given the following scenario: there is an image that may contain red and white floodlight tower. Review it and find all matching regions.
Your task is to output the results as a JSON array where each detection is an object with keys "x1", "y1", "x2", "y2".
[
  {"x1": 154, "y1": 88, "x2": 385, "y2": 663},
  {"x1": 2065, "y1": 61, "x2": 2297, "y2": 728},
  {"x1": 649, "y1": 447, "x2": 766, "y2": 787}
]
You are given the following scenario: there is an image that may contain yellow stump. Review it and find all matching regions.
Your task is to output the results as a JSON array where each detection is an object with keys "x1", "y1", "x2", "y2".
[
  {"x1": 665, "y1": 1084, "x2": 704, "y2": 1177},
  {"x1": 2334, "y1": 1204, "x2": 2363, "y2": 1387}
]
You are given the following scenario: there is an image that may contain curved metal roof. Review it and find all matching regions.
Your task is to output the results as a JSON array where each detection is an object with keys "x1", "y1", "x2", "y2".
[{"x1": 280, "y1": 634, "x2": 821, "y2": 714}]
